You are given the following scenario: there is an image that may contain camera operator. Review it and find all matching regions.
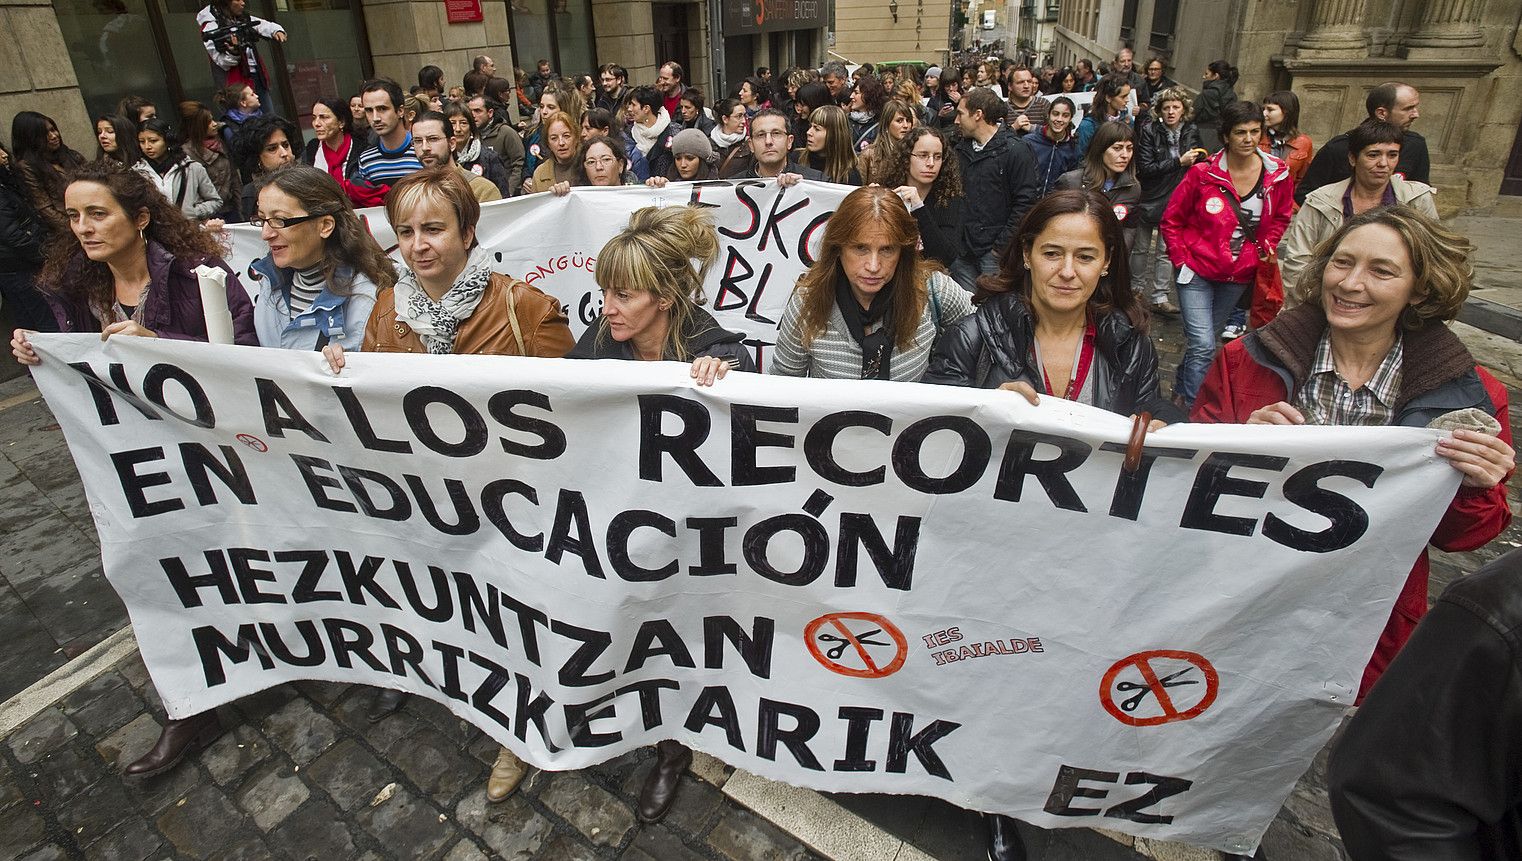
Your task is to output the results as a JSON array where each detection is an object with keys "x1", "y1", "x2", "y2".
[{"x1": 196, "y1": 0, "x2": 287, "y2": 110}]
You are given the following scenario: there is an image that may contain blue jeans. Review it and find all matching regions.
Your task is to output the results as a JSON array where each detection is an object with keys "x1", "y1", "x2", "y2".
[
  {"x1": 1129, "y1": 222, "x2": 1172, "y2": 305},
  {"x1": 1175, "y1": 273, "x2": 1247, "y2": 403},
  {"x1": 949, "y1": 249, "x2": 1000, "y2": 293}
]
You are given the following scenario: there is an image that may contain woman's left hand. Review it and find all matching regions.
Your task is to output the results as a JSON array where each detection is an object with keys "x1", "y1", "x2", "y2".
[
  {"x1": 550, "y1": 181, "x2": 571, "y2": 196},
  {"x1": 1436, "y1": 428, "x2": 1515, "y2": 489},
  {"x1": 690, "y1": 356, "x2": 731, "y2": 387},
  {"x1": 998, "y1": 381, "x2": 1040, "y2": 405},
  {"x1": 101, "y1": 320, "x2": 157, "y2": 340}
]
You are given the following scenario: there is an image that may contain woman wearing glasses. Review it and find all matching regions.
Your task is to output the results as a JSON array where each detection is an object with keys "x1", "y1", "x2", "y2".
[
  {"x1": 549, "y1": 136, "x2": 640, "y2": 194},
  {"x1": 248, "y1": 165, "x2": 395, "y2": 351}
]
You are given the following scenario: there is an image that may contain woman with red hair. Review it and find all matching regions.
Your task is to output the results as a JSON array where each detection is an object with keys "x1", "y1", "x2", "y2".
[{"x1": 771, "y1": 185, "x2": 972, "y2": 380}]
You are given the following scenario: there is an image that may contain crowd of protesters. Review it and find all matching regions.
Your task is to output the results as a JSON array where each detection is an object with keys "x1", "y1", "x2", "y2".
[{"x1": 2, "y1": 24, "x2": 1518, "y2": 861}]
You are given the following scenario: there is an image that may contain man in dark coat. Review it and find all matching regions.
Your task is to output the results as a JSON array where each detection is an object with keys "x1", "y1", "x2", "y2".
[
  {"x1": 951, "y1": 87, "x2": 1039, "y2": 291},
  {"x1": 1296, "y1": 81, "x2": 1430, "y2": 205}
]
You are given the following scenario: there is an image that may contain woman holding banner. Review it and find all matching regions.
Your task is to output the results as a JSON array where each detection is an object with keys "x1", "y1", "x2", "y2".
[
  {"x1": 1192, "y1": 206, "x2": 1514, "y2": 701},
  {"x1": 924, "y1": 190, "x2": 1180, "y2": 423},
  {"x1": 11, "y1": 160, "x2": 256, "y2": 370},
  {"x1": 566, "y1": 204, "x2": 753, "y2": 822},
  {"x1": 249, "y1": 165, "x2": 393, "y2": 351},
  {"x1": 770, "y1": 185, "x2": 972, "y2": 380},
  {"x1": 322, "y1": 165, "x2": 572, "y2": 800}
]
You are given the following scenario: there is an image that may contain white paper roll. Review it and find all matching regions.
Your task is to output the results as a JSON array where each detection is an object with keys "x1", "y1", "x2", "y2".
[{"x1": 194, "y1": 264, "x2": 236, "y2": 345}]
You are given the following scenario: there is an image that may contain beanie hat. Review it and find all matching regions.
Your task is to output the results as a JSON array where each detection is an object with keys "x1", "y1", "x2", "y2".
[
  {"x1": 926, "y1": 66, "x2": 943, "y2": 80},
  {"x1": 671, "y1": 128, "x2": 716, "y2": 163}
]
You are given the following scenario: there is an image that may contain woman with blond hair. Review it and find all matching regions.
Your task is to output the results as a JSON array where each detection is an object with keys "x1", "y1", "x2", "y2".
[
  {"x1": 771, "y1": 185, "x2": 972, "y2": 380},
  {"x1": 793, "y1": 104, "x2": 861, "y2": 185},
  {"x1": 856, "y1": 99, "x2": 919, "y2": 185},
  {"x1": 1193, "y1": 205, "x2": 1514, "y2": 700}
]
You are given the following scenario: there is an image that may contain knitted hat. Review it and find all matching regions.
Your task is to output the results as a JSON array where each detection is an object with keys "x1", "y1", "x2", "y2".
[
  {"x1": 671, "y1": 128, "x2": 716, "y2": 164},
  {"x1": 926, "y1": 66, "x2": 943, "y2": 80}
]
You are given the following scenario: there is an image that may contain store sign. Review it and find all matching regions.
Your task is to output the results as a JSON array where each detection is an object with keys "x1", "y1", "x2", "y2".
[
  {"x1": 445, "y1": 0, "x2": 483, "y2": 24},
  {"x1": 723, "y1": 0, "x2": 827, "y2": 34}
]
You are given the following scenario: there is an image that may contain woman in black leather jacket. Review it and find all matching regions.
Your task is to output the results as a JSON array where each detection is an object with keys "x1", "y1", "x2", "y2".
[{"x1": 925, "y1": 189, "x2": 1182, "y2": 424}]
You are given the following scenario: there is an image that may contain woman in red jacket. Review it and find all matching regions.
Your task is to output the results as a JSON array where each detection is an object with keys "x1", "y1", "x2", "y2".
[
  {"x1": 1192, "y1": 205, "x2": 1514, "y2": 699},
  {"x1": 1160, "y1": 100, "x2": 1294, "y2": 407}
]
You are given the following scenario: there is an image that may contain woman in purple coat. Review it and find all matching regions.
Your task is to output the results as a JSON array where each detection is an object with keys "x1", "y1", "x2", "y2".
[
  {"x1": 10, "y1": 160, "x2": 254, "y2": 775},
  {"x1": 11, "y1": 160, "x2": 254, "y2": 366}
]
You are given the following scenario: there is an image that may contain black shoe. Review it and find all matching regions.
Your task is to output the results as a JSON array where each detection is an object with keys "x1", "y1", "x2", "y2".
[
  {"x1": 637, "y1": 740, "x2": 692, "y2": 824},
  {"x1": 984, "y1": 812, "x2": 1028, "y2": 861},
  {"x1": 124, "y1": 711, "x2": 223, "y2": 777},
  {"x1": 367, "y1": 688, "x2": 408, "y2": 723}
]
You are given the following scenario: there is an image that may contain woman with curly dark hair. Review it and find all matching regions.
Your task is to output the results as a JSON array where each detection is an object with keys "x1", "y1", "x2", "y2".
[
  {"x1": 879, "y1": 126, "x2": 965, "y2": 268},
  {"x1": 11, "y1": 160, "x2": 255, "y2": 365},
  {"x1": 229, "y1": 113, "x2": 298, "y2": 220}
]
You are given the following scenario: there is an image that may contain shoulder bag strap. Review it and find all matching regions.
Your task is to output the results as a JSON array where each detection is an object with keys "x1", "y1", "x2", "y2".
[{"x1": 502, "y1": 277, "x2": 527, "y2": 355}]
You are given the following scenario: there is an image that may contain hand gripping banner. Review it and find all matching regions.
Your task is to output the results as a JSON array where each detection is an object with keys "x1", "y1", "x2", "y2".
[{"x1": 28, "y1": 334, "x2": 1460, "y2": 854}]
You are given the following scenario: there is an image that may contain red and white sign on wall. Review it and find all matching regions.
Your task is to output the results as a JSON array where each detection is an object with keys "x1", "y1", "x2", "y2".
[{"x1": 445, "y1": 0, "x2": 483, "y2": 24}]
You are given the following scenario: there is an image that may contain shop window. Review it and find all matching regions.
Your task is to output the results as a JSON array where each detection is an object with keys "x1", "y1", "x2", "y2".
[{"x1": 55, "y1": 0, "x2": 175, "y2": 124}]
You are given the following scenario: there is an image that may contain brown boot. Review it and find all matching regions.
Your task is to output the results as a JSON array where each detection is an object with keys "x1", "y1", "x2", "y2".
[
  {"x1": 124, "y1": 711, "x2": 222, "y2": 777},
  {"x1": 637, "y1": 740, "x2": 692, "y2": 824},
  {"x1": 486, "y1": 745, "x2": 527, "y2": 802}
]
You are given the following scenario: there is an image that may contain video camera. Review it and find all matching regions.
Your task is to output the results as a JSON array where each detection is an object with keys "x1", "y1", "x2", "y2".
[{"x1": 202, "y1": 19, "x2": 260, "y2": 53}]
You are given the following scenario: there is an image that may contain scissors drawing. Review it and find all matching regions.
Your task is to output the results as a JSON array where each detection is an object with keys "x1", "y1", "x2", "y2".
[
  {"x1": 817, "y1": 628, "x2": 888, "y2": 660},
  {"x1": 1116, "y1": 667, "x2": 1198, "y2": 712}
]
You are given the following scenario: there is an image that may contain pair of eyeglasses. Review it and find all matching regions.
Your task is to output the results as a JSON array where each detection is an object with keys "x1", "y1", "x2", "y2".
[
  {"x1": 250, "y1": 211, "x2": 330, "y2": 229},
  {"x1": 584, "y1": 156, "x2": 617, "y2": 167}
]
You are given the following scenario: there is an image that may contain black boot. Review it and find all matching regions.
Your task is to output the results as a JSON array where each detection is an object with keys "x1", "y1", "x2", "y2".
[
  {"x1": 367, "y1": 688, "x2": 408, "y2": 722},
  {"x1": 637, "y1": 740, "x2": 692, "y2": 823},
  {"x1": 124, "y1": 711, "x2": 222, "y2": 777},
  {"x1": 984, "y1": 812, "x2": 1028, "y2": 861}
]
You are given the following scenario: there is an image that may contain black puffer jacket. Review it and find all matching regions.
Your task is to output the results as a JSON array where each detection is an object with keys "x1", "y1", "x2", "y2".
[
  {"x1": 1135, "y1": 118, "x2": 1203, "y2": 224},
  {"x1": 923, "y1": 292, "x2": 1183, "y2": 422},
  {"x1": 568, "y1": 305, "x2": 757, "y2": 370}
]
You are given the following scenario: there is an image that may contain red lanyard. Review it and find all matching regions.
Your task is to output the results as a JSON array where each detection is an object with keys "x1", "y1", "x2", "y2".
[{"x1": 1038, "y1": 321, "x2": 1097, "y2": 400}]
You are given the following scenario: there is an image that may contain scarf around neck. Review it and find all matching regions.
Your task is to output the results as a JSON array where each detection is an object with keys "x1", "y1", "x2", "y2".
[
  {"x1": 457, "y1": 136, "x2": 482, "y2": 165},
  {"x1": 393, "y1": 246, "x2": 496, "y2": 354},
  {"x1": 834, "y1": 273, "x2": 895, "y2": 380},
  {"x1": 710, "y1": 127, "x2": 745, "y2": 149},
  {"x1": 631, "y1": 108, "x2": 672, "y2": 155}
]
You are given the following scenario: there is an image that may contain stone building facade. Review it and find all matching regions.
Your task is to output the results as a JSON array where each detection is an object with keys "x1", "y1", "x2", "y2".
[{"x1": 1051, "y1": 0, "x2": 1522, "y2": 215}]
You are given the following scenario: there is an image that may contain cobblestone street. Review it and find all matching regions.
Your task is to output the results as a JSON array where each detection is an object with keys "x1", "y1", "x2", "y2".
[{"x1": 2, "y1": 248, "x2": 1520, "y2": 860}]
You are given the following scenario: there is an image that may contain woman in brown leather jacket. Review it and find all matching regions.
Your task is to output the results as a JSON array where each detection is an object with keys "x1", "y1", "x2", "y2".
[
  {"x1": 323, "y1": 165, "x2": 572, "y2": 363},
  {"x1": 322, "y1": 166, "x2": 571, "y2": 804}
]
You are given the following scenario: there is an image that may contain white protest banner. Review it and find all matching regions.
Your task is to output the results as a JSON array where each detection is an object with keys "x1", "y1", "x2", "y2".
[
  {"x1": 225, "y1": 182, "x2": 852, "y2": 368},
  {"x1": 29, "y1": 333, "x2": 1460, "y2": 854}
]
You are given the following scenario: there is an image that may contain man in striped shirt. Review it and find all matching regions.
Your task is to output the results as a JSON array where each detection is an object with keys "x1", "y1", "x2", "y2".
[{"x1": 356, "y1": 78, "x2": 422, "y2": 191}]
